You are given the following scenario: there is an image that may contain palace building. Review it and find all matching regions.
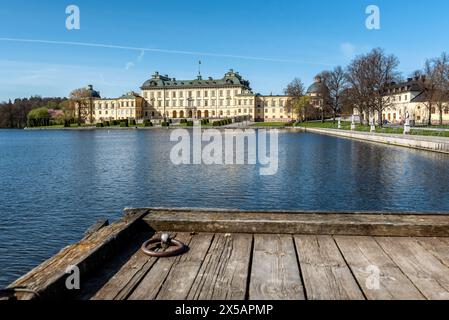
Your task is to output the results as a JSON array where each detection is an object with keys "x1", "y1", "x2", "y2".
[
  {"x1": 85, "y1": 70, "x2": 294, "y2": 124},
  {"x1": 355, "y1": 76, "x2": 449, "y2": 125}
]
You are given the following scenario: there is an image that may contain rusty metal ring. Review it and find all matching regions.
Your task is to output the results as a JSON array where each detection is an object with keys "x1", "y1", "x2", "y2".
[{"x1": 141, "y1": 238, "x2": 187, "y2": 257}]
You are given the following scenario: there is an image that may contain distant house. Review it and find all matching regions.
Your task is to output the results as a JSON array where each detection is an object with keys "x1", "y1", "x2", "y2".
[{"x1": 354, "y1": 77, "x2": 449, "y2": 125}]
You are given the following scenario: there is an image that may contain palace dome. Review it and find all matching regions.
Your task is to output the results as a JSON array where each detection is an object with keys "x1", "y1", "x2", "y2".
[
  {"x1": 307, "y1": 76, "x2": 328, "y2": 95},
  {"x1": 85, "y1": 85, "x2": 101, "y2": 98}
]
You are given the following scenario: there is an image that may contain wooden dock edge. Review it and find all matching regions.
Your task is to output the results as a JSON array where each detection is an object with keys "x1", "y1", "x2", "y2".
[
  {"x1": 6, "y1": 209, "x2": 150, "y2": 300},
  {"x1": 7, "y1": 208, "x2": 449, "y2": 300},
  {"x1": 141, "y1": 208, "x2": 449, "y2": 237}
]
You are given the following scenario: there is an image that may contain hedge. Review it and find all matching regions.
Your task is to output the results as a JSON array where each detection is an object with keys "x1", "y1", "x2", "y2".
[{"x1": 143, "y1": 120, "x2": 153, "y2": 127}]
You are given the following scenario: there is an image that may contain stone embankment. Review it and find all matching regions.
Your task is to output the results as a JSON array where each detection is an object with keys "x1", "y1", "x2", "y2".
[{"x1": 297, "y1": 127, "x2": 449, "y2": 154}]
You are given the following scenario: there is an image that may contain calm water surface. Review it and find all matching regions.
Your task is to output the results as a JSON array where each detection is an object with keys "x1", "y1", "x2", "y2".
[{"x1": 1, "y1": 129, "x2": 449, "y2": 286}]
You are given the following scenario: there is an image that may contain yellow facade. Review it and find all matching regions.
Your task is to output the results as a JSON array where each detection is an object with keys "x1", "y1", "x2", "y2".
[
  {"x1": 79, "y1": 71, "x2": 295, "y2": 123},
  {"x1": 354, "y1": 77, "x2": 449, "y2": 125},
  {"x1": 92, "y1": 92, "x2": 145, "y2": 123}
]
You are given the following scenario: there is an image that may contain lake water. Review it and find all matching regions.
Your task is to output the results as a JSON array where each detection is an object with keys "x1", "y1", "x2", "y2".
[{"x1": 1, "y1": 128, "x2": 449, "y2": 287}]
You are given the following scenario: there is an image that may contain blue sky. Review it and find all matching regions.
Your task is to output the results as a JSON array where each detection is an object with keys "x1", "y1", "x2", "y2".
[{"x1": 0, "y1": 0, "x2": 448, "y2": 102}]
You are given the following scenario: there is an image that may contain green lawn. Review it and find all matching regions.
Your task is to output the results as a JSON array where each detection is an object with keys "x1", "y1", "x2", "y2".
[
  {"x1": 295, "y1": 121, "x2": 449, "y2": 136},
  {"x1": 251, "y1": 122, "x2": 291, "y2": 127},
  {"x1": 410, "y1": 130, "x2": 449, "y2": 137}
]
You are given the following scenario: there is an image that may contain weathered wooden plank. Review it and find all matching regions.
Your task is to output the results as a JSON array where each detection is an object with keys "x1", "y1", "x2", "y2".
[
  {"x1": 415, "y1": 238, "x2": 449, "y2": 269},
  {"x1": 249, "y1": 234, "x2": 305, "y2": 300},
  {"x1": 187, "y1": 234, "x2": 253, "y2": 300},
  {"x1": 155, "y1": 234, "x2": 215, "y2": 300},
  {"x1": 143, "y1": 209, "x2": 449, "y2": 237},
  {"x1": 91, "y1": 232, "x2": 163, "y2": 300},
  {"x1": 335, "y1": 236, "x2": 424, "y2": 300},
  {"x1": 377, "y1": 237, "x2": 449, "y2": 300},
  {"x1": 294, "y1": 235, "x2": 364, "y2": 300},
  {"x1": 84, "y1": 219, "x2": 110, "y2": 237},
  {"x1": 127, "y1": 233, "x2": 195, "y2": 300},
  {"x1": 9, "y1": 209, "x2": 150, "y2": 300}
]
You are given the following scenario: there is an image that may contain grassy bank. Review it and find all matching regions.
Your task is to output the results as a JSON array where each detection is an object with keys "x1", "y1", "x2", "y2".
[
  {"x1": 298, "y1": 121, "x2": 449, "y2": 137},
  {"x1": 251, "y1": 122, "x2": 292, "y2": 128}
]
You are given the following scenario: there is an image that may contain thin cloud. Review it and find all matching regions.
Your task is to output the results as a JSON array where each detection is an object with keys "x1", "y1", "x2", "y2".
[
  {"x1": 0, "y1": 37, "x2": 336, "y2": 66},
  {"x1": 340, "y1": 42, "x2": 356, "y2": 58},
  {"x1": 125, "y1": 61, "x2": 135, "y2": 70}
]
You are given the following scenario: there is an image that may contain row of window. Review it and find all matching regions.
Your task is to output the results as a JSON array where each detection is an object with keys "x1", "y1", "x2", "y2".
[
  {"x1": 95, "y1": 101, "x2": 135, "y2": 109},
  {"x1": 150, "y1": 99, "x2": 286, "y2": 108},
  {"x1": 95, "y1": 109, "x2": 138, "y2": 116},
  {"x1": 431, "y1": 107, "x2": 449, "y2": 114},
  {"x1": 388, "y1": 95, "x2": 408, "y2": 103},
  {"x1": 143, "y1": 89, "x2": 242, "y2": 99}
]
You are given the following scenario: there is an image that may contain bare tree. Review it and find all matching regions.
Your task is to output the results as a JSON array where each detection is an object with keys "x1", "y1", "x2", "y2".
[
  {"x1": 69, "y1": 88, "x2": 94, "y2": 126},
  {"x1": 420, "y1": 53, "x2": 449, "y2": 125},
  {"x1": 314, "y1": 72, "x2": 331, "y2": 123},
  {"x1": 346, "y1": 48, "x2": 400, "y2": 126},
  {"x1": 284, "y1": 78, "x2": 305, "y2": 121},
  {"x1": 346, "y1": 56, "x2": 372, "y2": 125},
  {"x1": 320, "y1": 67, "x2": 348, "y2": 123}
]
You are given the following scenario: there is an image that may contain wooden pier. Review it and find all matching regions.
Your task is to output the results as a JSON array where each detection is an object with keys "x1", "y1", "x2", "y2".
[{"x1": 5, "y1": 209, "x2": 449, "y2": 300}]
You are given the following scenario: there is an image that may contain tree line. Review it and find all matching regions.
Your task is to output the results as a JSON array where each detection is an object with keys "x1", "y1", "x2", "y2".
[
  {"x1": 0, "y1": 97, "x2": 69, "y2": 128},
  {"x1": 284, "y1": 48, "x2": 449, "y2": 126}
]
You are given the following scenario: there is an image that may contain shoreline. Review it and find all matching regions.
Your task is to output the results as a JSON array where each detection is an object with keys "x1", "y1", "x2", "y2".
[{"x1": 296, "y1": 127, "x2": 449, "y2": 155}]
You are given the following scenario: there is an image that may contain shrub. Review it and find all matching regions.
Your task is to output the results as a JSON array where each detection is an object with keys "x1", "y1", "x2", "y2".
[
  {"x1": 186, "y1": 121, "x2": 194, "y2": 127},
  {"x1": 143, "y1": 119, "x2": 153, "y2": 127},
  {"x1": 120, "y1": 121, "x2": 128, "y2": 127},
  {"x1": 64, "y1": 120, "x2": 71, "y2": 128},
  {"x1": 27, "y1": 107, "x2": 51, "y2": 127},
  {"x1": 103, "y1": 121, "x2": 110, "y2": 127},
  {"x1": 96, "y1": 123, "x2": 104, "y2": 128},
  {"x1": 180, "y1": 119, "x2": 187, "y2": 124},
  {"x1": 161, "y1": 121, "x2": 170, "y2": 127},
  {"x1": 129, "y1": 119, "x2": 136, "y2": 126},
  {"x1": 111, "y1": 120, "x2": 118, "y2": 126}
]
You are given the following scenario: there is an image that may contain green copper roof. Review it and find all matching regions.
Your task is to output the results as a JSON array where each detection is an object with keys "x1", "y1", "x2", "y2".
[
  {"x1": 86, "y1": 85, "x2": 101, "y2": 98},
  {"x1": 307, "y1": 76, "x2": 329, "y2": 95},
  {"x1": 118, "y1": 92, "x2": 141, "y2": 99},
  {"x1": 141, "y1": 70, "x2": 252, "y2": 91}
]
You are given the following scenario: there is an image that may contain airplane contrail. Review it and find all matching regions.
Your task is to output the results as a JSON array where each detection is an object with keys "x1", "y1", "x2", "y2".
[{"x1": 0, "y1": 37, "x2": 336, "y2": 67}]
